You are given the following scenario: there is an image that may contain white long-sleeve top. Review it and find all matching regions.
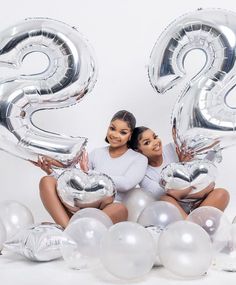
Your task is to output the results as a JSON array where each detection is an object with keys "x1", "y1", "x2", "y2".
[
  {"x1": 140, "y1": 143, "x2": 179, "y2": 199},
  {"x1": 89, "y1": 146, "x2": 148, "y2": 201}
]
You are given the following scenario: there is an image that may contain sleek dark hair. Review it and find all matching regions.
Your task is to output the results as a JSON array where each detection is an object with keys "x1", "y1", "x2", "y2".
[
  {"x1": 129, "y1": 126, "x2": 149, "y2": 150},
  {"x1": 105, "y1": 110, "x2": 136, "y2": 146}
]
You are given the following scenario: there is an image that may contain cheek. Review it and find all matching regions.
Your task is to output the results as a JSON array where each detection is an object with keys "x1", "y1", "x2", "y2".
[{"x1": 139, "y1": 146, "x2": 149, "y2": 156}]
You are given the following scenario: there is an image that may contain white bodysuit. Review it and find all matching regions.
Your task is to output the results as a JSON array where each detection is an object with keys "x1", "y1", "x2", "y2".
[
  {"x1": 89, "y1": 146, "x2": 148, "y2": 201},
  {"x1": 140, "y1": 143, "x2": 179, "y2": 199}
]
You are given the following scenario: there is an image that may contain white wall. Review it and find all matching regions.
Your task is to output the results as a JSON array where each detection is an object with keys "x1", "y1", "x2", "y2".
[{"x1": 1, "y1": 0, "x2": 236, "y2": 222}]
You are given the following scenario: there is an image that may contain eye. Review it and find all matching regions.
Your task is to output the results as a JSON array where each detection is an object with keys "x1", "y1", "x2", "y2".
[
  {"x1": 144, "y1": 141, "x2": 150, "y2": 146},
  {"x1": 110, "y1": 126, "x2": 115, "y2": 131},
  {"x1": 120, "y1": 131, "x2": 128, "y2": 135},
  {"x1": 154, "y1": 135, "x2": 159, "y2": 139}
]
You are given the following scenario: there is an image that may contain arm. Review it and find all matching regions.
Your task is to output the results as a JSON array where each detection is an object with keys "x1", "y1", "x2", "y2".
[
  {"x1": 140, "y1": 175, "x2": 165, "y2": 199},
  {"x1": 30, "y1": 156, "x2": 65, "y2": 175},
  {"x1": 110, "y1": 156, "x2": 148, "y2": 192}
]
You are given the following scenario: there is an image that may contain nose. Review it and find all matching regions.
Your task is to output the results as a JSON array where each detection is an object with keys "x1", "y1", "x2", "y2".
[{"x1": 110, "y1": 131, "x2": 119, "y2": 139}]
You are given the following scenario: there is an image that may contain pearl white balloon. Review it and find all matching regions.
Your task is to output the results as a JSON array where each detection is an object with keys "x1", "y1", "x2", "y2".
[
  {"x1": 69, "y1": 208, "x2": 113, "y2": 228},
  {"x1": 0, "y1": 219, "x2": 7, "y2": 251},
  {"x1": 187, "y1": 206, "x2": 231, "y2": 253},
  {"x1": 61, "y1": 217, "x2": 107, "y2": 269},
  {"x1": 123, "y1": 188, "x2": 155, "y2": 222},
  {"x1": 212, "y1": 223, "x2": 236, "y2": 272},
  {"x1": 158, "y1": 220, "x2": 213, "y2": 277},
  {"x1": 137, "y1": 201, "x2": 183, "y2": 229},
  {"x1": 100, "y1": 221, "x2": 156, "y2": 280},
  {"x1": 0, "y1": 200, "x2": 34, "y2": 239}
]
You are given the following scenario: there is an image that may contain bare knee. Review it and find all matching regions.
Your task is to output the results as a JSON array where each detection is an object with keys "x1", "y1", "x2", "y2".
[
  {"x1": 103, "y1": 203, "x2": 128, "y2": 223},
  {"x1": 114, "y1": 203, "x2": 128, "y2": 221},
  {"x1": 39, "y1": 176, "x2": 57, "y2": 195},
  {"x1": 119, "y1": 203, "x2": 128, "y2": 220},
  {"x1": 159, "y1": 195, "x2": 175, "y2": 203},
  {"x1": 212, "y1": 188, "x2": 230, "y2": 204}
]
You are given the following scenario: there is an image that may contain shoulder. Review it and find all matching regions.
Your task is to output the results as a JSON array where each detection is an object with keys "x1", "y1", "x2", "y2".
[{"x1": 127, "y1": 149, "x2": 148, "y2": 163}]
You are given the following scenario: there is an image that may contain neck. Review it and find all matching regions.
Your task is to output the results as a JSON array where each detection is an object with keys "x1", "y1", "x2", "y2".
[
  {"x1": 148, "y1": 154, "x2": 163, "y2": 167},
  {"x1": 109, "y1": 145, "x2": 128, "y2": 158}
]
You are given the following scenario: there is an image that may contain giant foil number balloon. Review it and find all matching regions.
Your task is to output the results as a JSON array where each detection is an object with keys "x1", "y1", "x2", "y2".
[
  {"x1": 0, "y1": 18, "x2": 97, "y2": 165},
  {"x1": 149, "y1": 9, "x2": 236, "y2": 157}
]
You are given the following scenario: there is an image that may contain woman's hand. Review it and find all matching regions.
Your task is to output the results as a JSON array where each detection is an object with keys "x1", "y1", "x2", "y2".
[
  {"x1": 79, "y1": 150, "x2": 89, "y2": 173},
  {"x1": 176, "y1": 145, "x2": 194, "y2": 162},
  {"x1": 30, "y1": 156, "x2": 65, "y2": 175}
]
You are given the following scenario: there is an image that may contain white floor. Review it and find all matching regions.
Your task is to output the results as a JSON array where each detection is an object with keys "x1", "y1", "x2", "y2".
[{"x1": 1, "y1": 250, "x2": 236, "y2": 285}]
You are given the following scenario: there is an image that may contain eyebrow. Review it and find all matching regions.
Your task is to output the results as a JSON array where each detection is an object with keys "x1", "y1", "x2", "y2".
[
  {"x1": 110, "y1": 124, "x2": 130, "y2": 131},
  {"x1": 141, "y1": 138, "x2": 150, "y2": 143}
]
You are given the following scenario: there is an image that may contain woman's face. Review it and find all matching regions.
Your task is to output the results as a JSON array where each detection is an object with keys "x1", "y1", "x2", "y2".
[
  {"x1": 106, "y1": 119, "x2": 132, "y2": 148},
  {"x1": 137, "y1": 129, "x2": 162, "y2": 158}
]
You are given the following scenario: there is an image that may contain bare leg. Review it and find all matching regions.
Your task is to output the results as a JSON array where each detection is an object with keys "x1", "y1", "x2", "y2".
[
  {"x1": 39, "y1": 176, "x2": 71, "y2": 228},
  {"x1": 199, "y1": 188, "x2": 230, "y2": 211},
  {"x1": 102, "y1": 203, "x2": 128, "y2": 224},
  {"x1": 159, "y1": 195, "x2": 188, "y2": 219}
]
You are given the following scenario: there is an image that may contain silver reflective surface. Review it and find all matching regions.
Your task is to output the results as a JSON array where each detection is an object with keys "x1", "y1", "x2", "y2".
[
  {"x1": 0, "y1": 18, "x2": 97, "y2": 165},
  {"x1": 4, "y1": 223, "x2": 66, "y2": 261},
  {"x1": 149, "y1": 9, "x2": 236, "y2": 158},
  {"x1": 160, "y1": 159, "x2": 217, "y2": 194},
  {"x1": 57, "y1": 168, "x2": 116, "y2": 212}
]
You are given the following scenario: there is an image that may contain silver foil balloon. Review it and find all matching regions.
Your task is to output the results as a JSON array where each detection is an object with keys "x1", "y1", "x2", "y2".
[
  {"x1": 3, "y1": 223, "x2": 66, "y2": 261},
  {"x1": 57, "y1": 168, "x2": 116, "y2": 212},
  {"x1": 149, "y1": 8, "x2": 236, "y2": 158},
  {"x1": 160, "y1": 159, "x2": 217, "y2": 195},
  {"x1": 0, "y1": 18, "x2": 97, "y2": 165}
]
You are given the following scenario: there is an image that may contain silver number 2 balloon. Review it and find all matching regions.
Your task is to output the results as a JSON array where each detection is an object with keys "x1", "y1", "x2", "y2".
[
  {"x1": 0, "y1": 18, "x2": 97, "y2": 165},
  {"x1": 148, "y1": 8, "x2": 236, "y2": 158}
]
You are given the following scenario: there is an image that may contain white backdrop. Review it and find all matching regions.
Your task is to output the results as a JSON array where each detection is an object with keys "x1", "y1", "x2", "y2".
[{"x1": 1, "y1": 0, "x2": 236, "y2": 222}]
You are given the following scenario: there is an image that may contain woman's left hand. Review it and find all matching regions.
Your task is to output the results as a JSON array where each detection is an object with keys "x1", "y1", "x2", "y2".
[
  {"x1": 79, "y1": 150, "x2": 89, "y2": 173},
  {"x1": 176, "y1": 145, "x2": 194, "y2": 162}
]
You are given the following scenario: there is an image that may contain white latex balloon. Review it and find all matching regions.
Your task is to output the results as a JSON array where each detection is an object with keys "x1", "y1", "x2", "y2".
[
  {"x1": 212, "y1": 223, "x2": 236, "y2": 272},
  {"x1": 69, "y1": 208, "x2": 113, "y2": 228},
  {"x1": 0, "y1": 219, "x2": 7, "y2": 252},
  {"x1": 137, "y1": 201, "x2": 183, "y2": 229},
  {"x1": 100, "y1": 221, "x2": 156, "y2": 280},
  {"x1": 122, "y1": 188, "x2": 155, "y2": 222},
  {"x1": 0, "y1": 200, "x2": 34, "y2": 239},
  {"x1": 187, "y1": 206, "x2": 231, "y2": 253},
  {"x1": 61, "y1": 217, "x2": 107, "y2": 269},
  {"x1": 158, "y1": 220, "x2": 213, "y2": 278}
]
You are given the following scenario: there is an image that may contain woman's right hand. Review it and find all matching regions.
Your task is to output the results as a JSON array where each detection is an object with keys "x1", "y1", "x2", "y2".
[{"x1": 30, "y1": 156, "x2": 65, "y2": 175}]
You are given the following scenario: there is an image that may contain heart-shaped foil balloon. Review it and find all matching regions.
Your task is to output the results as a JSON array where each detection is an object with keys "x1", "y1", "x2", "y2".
[
  {"x1": 3, "y1": 223, "x2": 66, "y2": 261},
  {"x1": 160, "y1": 160, "x2": 217, "y2": 195},
  {"x1": 57, "y1": 168, "x2": 116, "y2": 212}
]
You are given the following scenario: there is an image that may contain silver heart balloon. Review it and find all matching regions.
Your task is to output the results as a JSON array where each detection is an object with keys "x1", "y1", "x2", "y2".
[
  {"x1": 160, "y1": 160, "x2": 217, "y2": 195},
  {"x1": 3, "y1": 223, "x2": 66, "y2": 261},
  {"x1": 149, "y1": 8, "x2": 236, "y2": 158},
  {"x1": 57, "y1": 168, "x2": 116, "y2": 212}
]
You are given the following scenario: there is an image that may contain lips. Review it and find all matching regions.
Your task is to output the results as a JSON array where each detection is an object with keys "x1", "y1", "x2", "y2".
[{"x1": 109, "y1": 137, "x2": 120, "y2": 143}]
